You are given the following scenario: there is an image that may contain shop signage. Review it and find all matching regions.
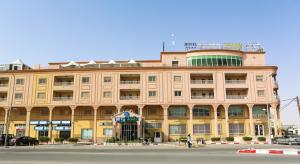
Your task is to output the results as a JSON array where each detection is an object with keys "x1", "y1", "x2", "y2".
[
  {"x1": 116, "y1": 117, "x2": 139, "y2": 123},
  {"x1": 30, "y1": 121, "x2": 49, "y2": 125},
  {"x1": 54, "y1": 126, "x2": 71, "y2": 131},
  {"x1": 51, "y1": 120, "x2": 71, "y2": 125},
  {"x1": 34, "y1": 126, "x2": 49, "y2": 131},
  {"x1": 98, "y1": 122, "x2": 113, "y2": 126}
]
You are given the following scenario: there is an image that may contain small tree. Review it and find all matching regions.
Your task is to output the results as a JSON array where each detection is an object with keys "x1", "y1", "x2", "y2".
[
  {"x1": 211, "y1": 137, "x2": 221, "y2": 142},
  {"x1": 257, "y1": 137, "x2": 266, "y2": 142},
  {"x1": 39, "y1": 136, "x2": 50, "y2": 143},
  {"x1": 242, "y1": 136, "x2": 253, "y2": 141},
  {"x1": 225, "y1": 137, "x2": 234, "y2": 142},
  {"x1": 68, "y1": 138, "x2": 78, "y2": 143},
  {"x1": 54, "y1": 138, "x2": 64, "y2": 143}
]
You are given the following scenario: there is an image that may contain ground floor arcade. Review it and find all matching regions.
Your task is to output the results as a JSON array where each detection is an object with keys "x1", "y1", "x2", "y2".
[{"x1": 0, "y1": 104, "x2": 280, "y2": 143}]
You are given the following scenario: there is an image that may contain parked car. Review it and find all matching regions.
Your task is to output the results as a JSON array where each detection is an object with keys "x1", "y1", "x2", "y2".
[
  {"x1": 0, "y1": 134, "x2": 14, "y2": 145},
  {"x1": 9, "y1": 136, "x2": 39, "y2": 146},
  {"x1": 276, "y1": 135, "x2": 300, "y2": 145}
]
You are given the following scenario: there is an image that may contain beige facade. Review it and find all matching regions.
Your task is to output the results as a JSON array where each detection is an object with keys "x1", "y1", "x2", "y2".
[{"x1": 0, "y1": 49, "x2": 280, "y2": 143}]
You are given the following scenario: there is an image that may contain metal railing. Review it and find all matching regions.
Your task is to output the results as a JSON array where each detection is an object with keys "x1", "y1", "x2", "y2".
[
  {"x1": 190, "y1": 80, "x2": 213, "y2": 84},
  {"x1": 54, "y1": 81, "x2": 74, "y2": 86},
  {"x1": 253, "y1": 114, "x2": 267, "y2": 119},
  {"x1": 226, "y1": 95, "x2": 247, "y2": 99},
  {"x1": 0, "y1": 83, "x2": 8, "y2": 87},
  {"x1": 120, "y1": 81, "x2": 140, "y2": 84},
  {"x1": 53, "y1": 97, "x2": 73, "y2": 101},
  {"x1": 225, "y1": 80, "x2": 246, "y2": 84},
  {"x1": 120, "y1": 96, "x2": 140, "y2": 100},
  {"x1": 191, "y1": 95, "x2": 214, "y2": 99}
]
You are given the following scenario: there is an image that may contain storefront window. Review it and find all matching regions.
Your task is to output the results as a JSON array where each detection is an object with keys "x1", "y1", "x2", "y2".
[
  {"x1": 229, "y1": 123, "x2": 244, "y2": 135},
  {"x1": 169, "y1": 124, "x2": 186, "y2": 135},
  {"x1": 81, "y1": 128, "x2": 92, "y2": 140},
  {"x1": 193, "y1": 124, "x2": 210, "y2": 134},
  {"x1": 103, "y1": 128, "x2": 113, "y2": 136}
]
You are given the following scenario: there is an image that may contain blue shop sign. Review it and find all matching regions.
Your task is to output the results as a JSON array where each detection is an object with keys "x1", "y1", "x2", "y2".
[
  {"x1": 34, "y1": 126, "x2": 49, "y2": 131},
  {"x1": 54, "y1": 126, "x2": 71, "y2": 131}
]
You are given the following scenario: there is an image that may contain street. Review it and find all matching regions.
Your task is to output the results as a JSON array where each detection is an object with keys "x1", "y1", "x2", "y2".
[{"x1": 0, "y1": 144, "x2": 299, "y2": 164}]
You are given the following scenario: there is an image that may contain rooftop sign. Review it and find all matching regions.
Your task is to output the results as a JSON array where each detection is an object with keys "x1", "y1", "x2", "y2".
[{"x1": 184, "y1": 43, "x2": 264, "y2": 52}]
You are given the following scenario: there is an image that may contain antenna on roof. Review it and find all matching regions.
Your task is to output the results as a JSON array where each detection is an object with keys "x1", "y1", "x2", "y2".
[
  {"x1": 171, "y1": 33, "x2": 175, "y2": 51},
  {"x1": 162, "y1": 42, "x2": 165, "y2": 52}
]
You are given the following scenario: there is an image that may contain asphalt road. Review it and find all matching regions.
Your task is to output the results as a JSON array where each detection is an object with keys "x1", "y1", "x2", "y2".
[{"x1": 0, "y1": 145, "x2": 299, "y2": 164}]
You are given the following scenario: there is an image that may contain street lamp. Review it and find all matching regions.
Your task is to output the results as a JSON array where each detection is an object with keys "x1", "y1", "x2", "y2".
[{"x1": 262, "y1": 105, "x2": 272, "y2": 144}]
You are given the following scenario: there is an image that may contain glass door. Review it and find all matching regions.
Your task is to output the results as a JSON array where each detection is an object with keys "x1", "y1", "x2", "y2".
[
  {"x1": 255, "y1": 124, "x2": 264, "y2": 136},
  {"x1": 81, "y1": 128, "x2": 92, "y2": 140}
]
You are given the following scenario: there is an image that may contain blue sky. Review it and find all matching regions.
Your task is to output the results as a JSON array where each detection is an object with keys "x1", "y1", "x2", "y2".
[{"x1": 0, "y1": 0, "x2": 299, "y2": 124}]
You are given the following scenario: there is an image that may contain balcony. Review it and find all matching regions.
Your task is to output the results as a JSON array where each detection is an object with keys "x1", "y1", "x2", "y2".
[
  {"x1": 225, "y1": 73, "x2": 247, "y2": 88},
  {"x1": 54, "y1": 81, "x2": 74, "y2": 86},
  {"x1": 120, "y1": 74, "x2": 141, "y2": 89},
  {"x1": 191, "y1": 89, "x2": 214, "y2": 100},
  {"x1": 225, "y1": 80, "x2": 246, "y2": 84},
  {"x1": 120, "y1": 90, "x2": 140, "y2": 102},
  {"x1": 0, "y1": 77, "x2": 9, "y2": 88},
  {"x1": 0, "y1": 97, "x2": 7, "y2": 102},
  {"x1": 120, "y1": 96, "x2": 140, "y2": 100},
  {"x1": 226, "y1": 95, "x2": 247, "y2": 99},
  {"x1": 53, "y1": 97, "x2": 73, "y2": 101},
  {"x1": 190, "y1": 74, "x2": 213, "y2": 87}
]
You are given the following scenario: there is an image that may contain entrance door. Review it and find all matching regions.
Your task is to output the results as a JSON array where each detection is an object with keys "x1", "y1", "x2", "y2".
[
  {"x1": 81, "y1": 128, "x2": 92, "y2": 140},
  {"x1": 255, "y1": 124, "x2": 264, "y2": 136},
  {"x1": 121, "y1": 123, "x2": 137, "y2": 141},
  {"x1": 38, "y1": 131, "x2": 49, "y2": 138},
  {"x1": 59, "y1": 131, "x2": 70, "y2": 140}
]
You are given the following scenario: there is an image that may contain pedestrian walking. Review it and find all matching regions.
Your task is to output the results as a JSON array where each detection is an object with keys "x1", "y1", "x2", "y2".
[{"x1": 187, "y1": 134, "x2": 192, "y2": 148}]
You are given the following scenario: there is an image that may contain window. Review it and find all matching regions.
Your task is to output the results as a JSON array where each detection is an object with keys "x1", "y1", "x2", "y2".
[
  {"x1": 81, "y1": 92, "x2": 90, "y2": 99},
  {"x1": 229, "y1": 123, "x2": 244, "y2": 135},
  {"x1": 173, "y1": 76, "x2": 181, "y2": 82},
  {"x1": 172, "y1": 60, "x2": 179, "y2": 67},
  {"x1": 145, "y1": 122, "x2": 162, "y2": 129},
  {"x1": 16, "y1": 79, "x2": 24, "y2": 85},
  {"x1": 39, "y1": 78, "x2": 47, "y2": 85},
  {"x1": 103, "y1": 91, "x2": 111, "y2": 98},
  {"x1": 148, "y1": 91, "x2": 156, "y2": 97},
  {"x1": 193, "y1": 124, "x2": 210, "y2": 134},
  {"x1": 217, "y1": 108, "x2": 221, "y2": 117},
  {"x1": 15, "y1": 93, "x2": 23, "y2": 100},
  {"x1": 174, "y1": 90, "x2": 182, "y2": 97},
  {"x1": 168, "y1": 106, "x2": 187, "y2": 117},
  {"x1": 218, "y1": 124, "x2": 222, "y2": 135},
  {"x1": 193, "y1": 107, "x2": 210, "y2": 117},
  {"x1": 37, "y1": 92, "x2": 46, "y2": 99},
  {"x1": 169, "y1": 124, "x2": 186, "y2": 134},
  {"x1": 103, "y1": 128, "x2": 113, "y2": 136},
  {"x1": 228, "y1": 106, "x2": 244, "y2": 117},
  {"x1": 104, "y1": 77, "x2": 111, "y2": 83},
  {"x1": 82, "y1": 77, "x2": 90, "y2": 84},
  {"x1": 257, "y1": 90, "x2": 265, "y2": 97},
  {"x1": 256, "y1": 75, "x2": 263, "y2": 82},
  {"x1": 148, "y1": 76, "x2": 156, "y2": 82},
  {"x1": 81, "y1": 128, "x2": 92, "y2": 140}
]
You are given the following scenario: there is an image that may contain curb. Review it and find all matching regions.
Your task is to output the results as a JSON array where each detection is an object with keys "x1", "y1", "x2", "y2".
[
  {"x1": 238, "y1": 149, "x2": 300, "y2": 155},
  {"x1": 210, "y1": 142, "x2": 268, "y2": 145}
]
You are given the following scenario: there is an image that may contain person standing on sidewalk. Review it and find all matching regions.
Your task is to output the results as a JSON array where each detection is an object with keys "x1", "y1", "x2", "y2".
[{"x1": 187, "y1": 134, "x2": 192, "y2": 148}]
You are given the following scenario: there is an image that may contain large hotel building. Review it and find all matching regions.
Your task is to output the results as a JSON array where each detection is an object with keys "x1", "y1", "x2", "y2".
[{"x1": 0, "y1": 43, "x2": 280, "y2": 143}]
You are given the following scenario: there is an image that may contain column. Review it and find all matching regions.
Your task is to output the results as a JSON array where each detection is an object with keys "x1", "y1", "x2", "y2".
[
  {"x1": 162, "y1": 105, "x2": 169, "y2": 142},
  {"x1": 4, "y1": 107, "x2": 9, "y2": 134},
  {"x1": 271, "y1": 104, "x2": 278, "y2": 137},
  {"x1": 248, "y1": 104, "x2": 254, "y2": 136},
  {"x1": 137, "y1": 105, "x2": 144, "y2": 139},
  {"x1": 212, "y1": 104, "x2": 219, "y2": 137},
  {"x1": 188, "y1": 104, "x2": 193, "y2": 139},
  {"x1": 48, "y1": 106, "x2": 54, "y2": 140},
  {"x1": 70, "y1": 106, "x2": 76, "y2": 138},
  {"x1": 25, "y1": 106, "x2": 32, "y2": 136},
  {"x1": 93, "y1": 106, "x2": 98, "y2": 144},
  {"x1": 224, "y1": 104, "x2": 229, "y2": 137}
]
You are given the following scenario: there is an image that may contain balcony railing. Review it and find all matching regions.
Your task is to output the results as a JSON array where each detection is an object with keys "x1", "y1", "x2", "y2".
[
  {"x1": 53, "y1": 97, "x2": 73, "y2": 101},
  {"x1": 120, "y1": 96, "x2": 140, "y2": 100},
  {"x1": 120, "y1": 81, "x2": 140, "y2": 84},
  {"x1": 191, "y1": 95, "x2": 214, "y2": 99},
  {"x1": 226, "y1": 95, "x2": 247, "y2": 99},
  {"x1": 54, "y1": 82, "x2": 74, "y2": 86},
  {"x1": 0, "y1": 98, "x2": 7, "y2": 102},
  {"x1": 225, "y1": 80, "x2": 246, "y2": 84},
  {"x1": 253, "y1": 114, "x2": 267, "y2": 119},
  {"x1": 191, "y1": 80, "x2": 213, "y2": 84},
  {"x1": 0, "y1": 83, "x2": 8, "y2": 87}
]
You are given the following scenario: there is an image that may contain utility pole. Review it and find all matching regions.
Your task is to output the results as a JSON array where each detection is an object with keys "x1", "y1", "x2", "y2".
[{"x1": 296, "y1": 96, "x2": 300, "y2": 118}]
